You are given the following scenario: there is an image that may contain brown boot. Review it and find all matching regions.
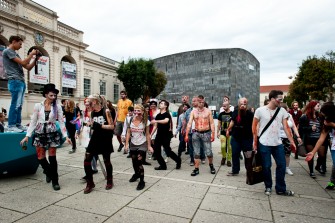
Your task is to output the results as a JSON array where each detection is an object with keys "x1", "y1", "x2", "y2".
[
  {"x1": 84, "y1": 179, "x2": 95, "y2": 194},
  {"x1": 227, "y1": 161, "x2": 232, "y2": 167},
  {"x1": 105, "y1": 177, "x2": 113, "y2": 190},
  {"x1": 221, "y1": 158, "x2": 226, "y2": 166}
]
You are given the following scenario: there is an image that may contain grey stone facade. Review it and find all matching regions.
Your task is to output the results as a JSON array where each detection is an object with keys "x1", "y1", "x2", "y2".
[{"x1": 153, "y1": 48, "x2": 260, "y2": 110}]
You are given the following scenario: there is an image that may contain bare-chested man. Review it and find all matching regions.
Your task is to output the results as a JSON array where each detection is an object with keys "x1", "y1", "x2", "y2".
[{"x1": 185, "y1": 95, "x2": 216, "y2": 176}]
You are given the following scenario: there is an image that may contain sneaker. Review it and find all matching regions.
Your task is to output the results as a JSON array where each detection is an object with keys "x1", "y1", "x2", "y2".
[
  {"x1": 265, "y1": 188, "x2": 272, "y2": 196},
  {"x1": 227, "y1": 171, "x2": 239, "y2": 176},
  {"x1": 69, "y1": 149, "x2": 76, "y2": 154},
  {"x1": 7, "y1": 126, "x2": 23, "y2": 133},
  {"x1": 325, "y1": 182, "x2": 335, "y2": 190},
  {"x1": 136, "y1": 181, "x2": 145, "y2": 190},
  {"x1": 227, "y1": 161, "x2": 232, "y2": 167},
  {"x1": 210, "y1": 165, "x2": 216, "y2": 174},
  {"x1": 154, "y1": 166, "x2": 167, "y2": 170},
  {"x1": 191, "y1": 169, "x2": 199, "y2": 176},
  {"x1": 276, "y1": 190, "x2": 294, "y2": 196},
  {"x1": 315, "y1": 166, "x2": 325, "y2": 176},
  {"x1": 17, "y1": 125, "x2": 28, "y2": 131},
  {"x1": 310, "y1": 172, "x2": 316, "y2": 179},
  {"x1": 201, "y1": 159, "x2": 206, "y2": 164},
  {"x1": 117, "y1": 144, "x2": 124, "y2": 152},
  {"x1": 190, "y1": 162, "x2": 194, "y2": 166},
  {"x1": 285, "y1": 167, "x2": 294, "y2": 176}
]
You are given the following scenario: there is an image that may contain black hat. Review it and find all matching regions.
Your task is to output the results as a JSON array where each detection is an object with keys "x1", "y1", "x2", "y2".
[{"x1": 42, "y1": 83, "x2": 59, "y2": 97}]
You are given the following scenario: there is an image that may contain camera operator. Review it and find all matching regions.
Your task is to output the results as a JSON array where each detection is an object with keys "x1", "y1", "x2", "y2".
[{"x1": 2, "y1": 35, "x2": 38, "y2": 132}]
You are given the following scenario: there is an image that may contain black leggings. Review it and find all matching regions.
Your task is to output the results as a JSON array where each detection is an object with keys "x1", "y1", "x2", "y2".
[
  {"x1": 84, "y1": 152, "x2": 113, "y2": 181},
  {"x1": 66, "y1": 124, "x2": 76, "y2": 150},
  {"x1": 130, "y1": 150, "x2": 145, "y2": 181}
]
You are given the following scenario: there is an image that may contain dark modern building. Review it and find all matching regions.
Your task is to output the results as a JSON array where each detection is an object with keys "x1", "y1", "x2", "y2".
[{"x1": 153, "y1": 48, "x2": 260, "y2": 109}]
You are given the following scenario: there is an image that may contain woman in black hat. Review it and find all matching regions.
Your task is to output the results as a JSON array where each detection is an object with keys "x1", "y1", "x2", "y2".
[{"x1": 20, "y1": 84, "x2": 71, "y2": 190}]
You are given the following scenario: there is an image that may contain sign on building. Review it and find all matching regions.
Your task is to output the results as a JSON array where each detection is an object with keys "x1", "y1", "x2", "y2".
[
  {"x1": 62, "y1": 61, "x2": 76, "y2": 88},
  {"x1": 0, "y1": 45, "x2": 7, "y2": 79},
  {"x1": 29, "y1": 56, "x2": 49, "y2": 84}
]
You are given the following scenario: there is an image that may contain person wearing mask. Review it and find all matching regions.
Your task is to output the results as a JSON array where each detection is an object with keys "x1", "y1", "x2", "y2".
[
  {"x1": 20, "y1": 84, "x2": 71, "y2": 190},
  {"x1": 125, "y1": 104, "x2": 154, "y2": 190},
  {"x1": 151, "y1": 100, "x2": 181, "y2": 170},
  {"x1": 64, "y1": 100, "x2": 80, "y2": 154},
  {"x1": 83, "y1": 94, "x2": 115, "y2": 194},
  {"x1": 299, "y1": 100, "x2": 327, "y2": 178}
]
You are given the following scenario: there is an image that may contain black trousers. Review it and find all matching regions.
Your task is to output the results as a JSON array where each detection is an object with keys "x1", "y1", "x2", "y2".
[{"x1": 154, "y1": 135, "x2": 179, "y2": 168}]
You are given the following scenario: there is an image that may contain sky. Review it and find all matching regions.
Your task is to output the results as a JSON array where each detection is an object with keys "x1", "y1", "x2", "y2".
[{"x1": 34, "y1": 0, "x2": 335, "y2": 86}]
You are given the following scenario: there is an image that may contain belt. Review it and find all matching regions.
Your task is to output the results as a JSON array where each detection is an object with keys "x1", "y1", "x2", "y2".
[{"x1": 194, "y1": 129, "x2": 211, "y2": 134}]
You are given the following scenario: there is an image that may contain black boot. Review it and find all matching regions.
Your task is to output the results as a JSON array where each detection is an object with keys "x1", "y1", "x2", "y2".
[
  {"x1": 38, "y1": 158, "x2": 51, "y2": 183},
  {"x1": 49, "y1": 156, "x2": 60, "y2": 190}
]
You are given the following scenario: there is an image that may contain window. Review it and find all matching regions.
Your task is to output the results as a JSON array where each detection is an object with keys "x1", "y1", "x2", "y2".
[
  {"x1": 83, "y1": 78, "x2": 91, "y2": 97},
  {"x1": 176, "y1": 62, "x2": 178, "y2": 70},
  {"x1": 211, "y1": 54, "x2": 214, "y2": 64},
  {"x1": 212, "y1": 78, "x2": 214, "y2": 84},
  {"x1": 113, "y1": 84, "x2": 119, "y2": 101},
  {"x1": 166, "y1": 64, "x2": 168, "y2": 72},
  {"x1": 62, "y1": 87, "x2": 73, "y2": 96},
  {"x1": 100, "y1": 81, "x2": 106, "y2": 96}
]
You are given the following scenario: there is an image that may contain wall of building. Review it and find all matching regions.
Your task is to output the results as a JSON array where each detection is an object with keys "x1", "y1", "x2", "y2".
[
  {"x1": 153, "y1": 48, "x2": 260, "y2": 109},
  {"x1": 0, "y1": 0, "x2": 121, "y2": 118}
]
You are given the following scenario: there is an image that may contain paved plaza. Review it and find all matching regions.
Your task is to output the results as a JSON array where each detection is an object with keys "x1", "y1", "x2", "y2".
[{"x1": 1, "y1": 118, "x2": 335, "y2": 223}]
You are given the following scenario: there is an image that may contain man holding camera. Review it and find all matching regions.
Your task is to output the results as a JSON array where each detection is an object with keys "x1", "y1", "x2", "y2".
[{"x1": 3, "y1": 35, "x2": 38, "y2": 132}]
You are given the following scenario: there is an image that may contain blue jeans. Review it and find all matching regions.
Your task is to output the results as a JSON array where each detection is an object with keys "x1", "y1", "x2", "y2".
[
  {"x1": 8, "y1": 80, "x2": 26, "y2": 127},
  {"x1": 259, "y1": 143, "x2": 286, "y2": 192},
  {"x1": 188, "y1": 133, "x2": 194, "y2": 163},
  {"x1": 231, "y1": 136, "x2": 253, "y2": 173},
  {"x1": 330, "y1": 150, "x2": 335, "y2": 183}
]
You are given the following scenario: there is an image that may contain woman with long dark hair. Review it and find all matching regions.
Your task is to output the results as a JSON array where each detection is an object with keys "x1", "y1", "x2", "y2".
[
  {"x1": 20, "y1": 84, "x2": 71, "y2": 190},
  {"x1": 306, "y1": 102, "x2": 335, "y2": 189},
  {"x1": 125, "y1": 104, "x2": 153, "y2": 190},
  {"x1": 299, "y1": 100, "x2": 326, "y2": 178},
  {"x1": 83, "y1": 94, "x2": 114, "y2": 194},
  {"x1": 64, "y1": 100, "x2": 80, "y2": 154}
]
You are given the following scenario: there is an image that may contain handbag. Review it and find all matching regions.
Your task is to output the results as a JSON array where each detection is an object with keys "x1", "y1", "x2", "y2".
[
  {"x1": 246, "y1": 107, "x2": 280, "y2": 185},
  {"x1": 245, "y1": 151, "x2": 264, "y2": 185},
  {"x1": 297, "y1": 143, "x2": 307, "y2": 157}
]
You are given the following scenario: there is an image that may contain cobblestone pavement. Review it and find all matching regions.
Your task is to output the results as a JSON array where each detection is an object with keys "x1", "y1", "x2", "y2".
[{"x1": 0, "y1": 118, "x2": 334, "y2": 222}]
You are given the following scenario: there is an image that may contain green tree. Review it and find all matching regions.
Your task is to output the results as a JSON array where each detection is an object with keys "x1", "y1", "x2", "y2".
[
  {"x1": 289, "y1": 51, "x2": 335, "y2": 105},
  {"x1": 116, "y1": 58, "x2": 167, "y2": 102}
]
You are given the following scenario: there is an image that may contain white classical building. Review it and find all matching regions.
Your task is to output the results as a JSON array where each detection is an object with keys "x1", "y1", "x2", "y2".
[{"x1": 0, "y1": 0, "x2": 122, "y2": 118}]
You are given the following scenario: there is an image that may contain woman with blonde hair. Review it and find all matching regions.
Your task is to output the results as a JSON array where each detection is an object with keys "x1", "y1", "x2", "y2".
[
  {"x1": 125, "y1": 104, "x2": 153, "y2": 190},
  {"x1": 83, "y1": 94, "x2": 115, "y2": 194},
  {"x1": 64, "y1": 99, "x2": 80, "y2": 154}
]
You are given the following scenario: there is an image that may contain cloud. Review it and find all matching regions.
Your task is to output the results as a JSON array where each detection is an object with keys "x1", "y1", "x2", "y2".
[{"x1": 34, "y1": 0, "x2": 335, "y2": 85}]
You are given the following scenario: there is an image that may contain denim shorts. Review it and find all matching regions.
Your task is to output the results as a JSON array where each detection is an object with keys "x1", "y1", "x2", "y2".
[{"x1": 192, "y1": 131, "x2": 213, "y2": 157}]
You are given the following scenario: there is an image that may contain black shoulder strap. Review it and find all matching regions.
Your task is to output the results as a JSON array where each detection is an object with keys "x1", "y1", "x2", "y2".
[
  {"x1": 127, "y1": 116, "x2": 134, "y2": 128},
  {"x1": 259, "y1": 107, "x2": 280, "y2": 139}
]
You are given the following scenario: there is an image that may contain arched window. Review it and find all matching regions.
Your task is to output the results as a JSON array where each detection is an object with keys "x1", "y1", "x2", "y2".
[{"x1": 0, "y1": 36, "x2": 9, "y2": 90}]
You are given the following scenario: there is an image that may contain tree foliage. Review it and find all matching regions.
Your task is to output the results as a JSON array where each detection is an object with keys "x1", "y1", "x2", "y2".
[
  {"x1": 116, "y1": 58, "x2": 167, "y2": 102},
  {"x1": 289, "y1": 51, "x2": 335, "y2": 105}
]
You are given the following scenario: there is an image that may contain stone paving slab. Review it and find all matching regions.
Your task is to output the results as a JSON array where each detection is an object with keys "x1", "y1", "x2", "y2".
[
  {"x1": 128, "y1": 190, "x2": 202, "y2": 219},
  {"x1": 272, "y1": 211, "x2": 335, "y2": 223},
  {"x1": 105, "y1": 207, "x2": 189, "y2": 223},
  {"x1": 208, "y1": 185, "x2": 267, "y2": 201},
  {"x1": 0, "y1": 187, "x2": 67, "y2": 214},
  {"x1": 200, "y1": 192, "x2": 273, "y2": 221},
  {"x1": 0, "y1": 207, "x2": 26, "y2": 223},
  {"x1": 270, "y1": 196, "x2": 335, "y2": 220},
  {"x1": 14, "y1": 205, "x2": 107, "y2": 223},
  {"x1": 148, "y1": 179, "x2": 209, "y2": 199},
  {"x1": 0, "y1": 177, "x2": 40, "y2": 193},
  {"x1": 56, "y1": 190, "x2": 134, "y2": 217},
  {"x1": 192, "y1": 209, "x2": 272, "y2": 223}
]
